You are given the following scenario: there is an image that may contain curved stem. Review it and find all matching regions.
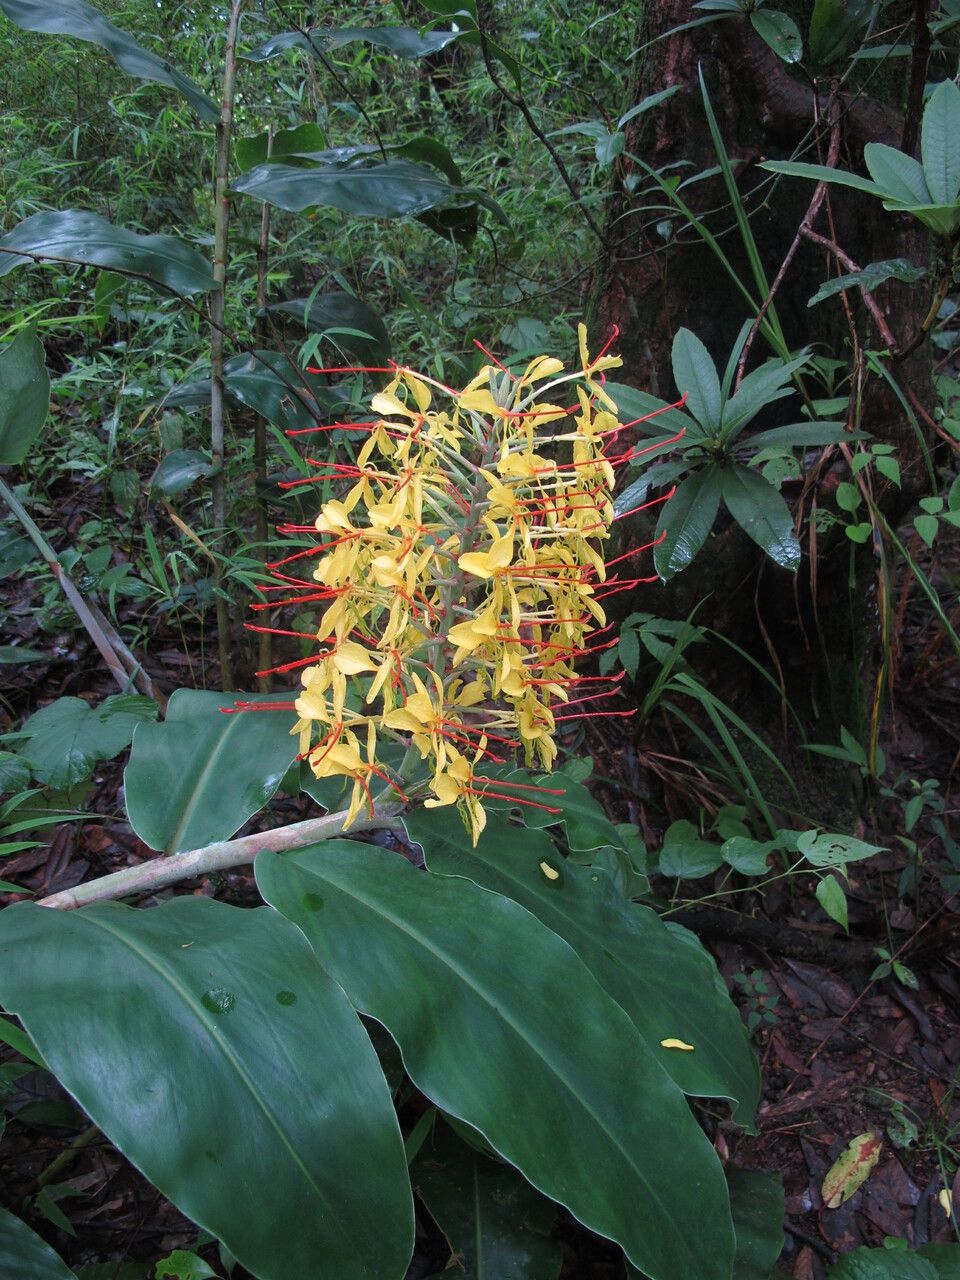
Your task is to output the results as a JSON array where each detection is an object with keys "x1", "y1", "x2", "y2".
[{"x1": 37, "y1": 802, "x2": 405, "y2": 911}]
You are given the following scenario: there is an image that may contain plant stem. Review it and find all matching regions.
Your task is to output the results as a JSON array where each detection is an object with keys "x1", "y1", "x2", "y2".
[
  {"x1": 36, "y1": 803, "x2": 405, "y2": 911},
  {"x1": 210, "y1": 0, "x2": 245, "y2": 691},
  {"x1": 255, "y1": 127, "x2": 273, "y2": 693},
  {"x1": 0, "y1": 477, "x2": 164, "y2": 707}
]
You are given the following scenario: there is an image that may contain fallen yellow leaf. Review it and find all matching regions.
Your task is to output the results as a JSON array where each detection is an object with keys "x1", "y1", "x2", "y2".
[
  {"x1": 660, "y1": 1038, "x2": 695, "y2": 1052},
  {"x1": 821, "y1": 1133, "x2": 882, "y2": 1208}
]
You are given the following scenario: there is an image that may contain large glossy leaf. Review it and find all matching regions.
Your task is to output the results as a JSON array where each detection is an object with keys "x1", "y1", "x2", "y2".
[
  {"x1": 671, "y1": 328, "x2": 722, "y2": 429},
  {"x1": 720, "y1": 351, "x2": 810, "y2": 442},
  {"x1": 727, "y1": 1166, "x2": 784, "y2": 1279},
  {"x1": 0, "y1": 898, "x2": 413, "y2": 1280},
  {"x1": 0, "y1": 328, "x2": 49, "y2": 465},
  {"x1": 0, "y1": 212, "x2": 217, "y2": 296},
  {"x1": 233, "y1": 160, "x2": 505, "y2": 223},
  {"x1": 19, "y1": 695, "x2": 158, "y2": 790},
  {"x1": 406, "y1": 809, "x2": 760, "y2": 1124},
  {"x1": 0, "y1": 0, "x2": 217, "y2": 120},
  {"x1": 165, "y1": 351, "x2": 345, "y2": 432},
  {"x1": 721, "y1": 464, "x2": 801, "y2": 570},
  {"x1": 863, "y1": 143, "x2": 931, "y2": 205},
  {"x1": 413, "y1": 1122, "x2": 563, "y2": 1280},
  {"x1": 256, "y1": 842, "x2": 735, "y2": 1280},
  {"x1": 603, "y1": 380, "x2": 701, "y2": 439},
  {"x1": 0, "y1": 1206, "x2": 76, "y2": 1279},
  {"x1": 124, "y1": 690, "x2": 299, "y2": 853},
  {"x1": 269, "y1": 292, "x2": 390, "y2": 366},
  {"x1": 654, "y1": 467, "x2": 723, "y2": 579},
  {"x1": 235, "y1": 123, "x2": 327, "y2": 172},
  {"x1": 750, "y1": 9, "x2": 802, "y2": 62},
  {"x1": 242, "y1": 24, "x2": 462, "y2": 63},
  {"x1": 828, "y1": 1248, "x2": 938, "y2": 1279},
  {"x1": 920, "y1": 79, "x2": 960, "y2": 205}
]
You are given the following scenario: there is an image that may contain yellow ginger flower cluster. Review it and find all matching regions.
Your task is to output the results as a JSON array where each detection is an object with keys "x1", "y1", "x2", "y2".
[{"x1": 265, "y1": 326, "x2": 636, "y2": 843}]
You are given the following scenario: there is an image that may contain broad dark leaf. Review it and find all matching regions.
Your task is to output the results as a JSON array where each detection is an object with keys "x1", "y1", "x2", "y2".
[
  {"x1": 269, "y1": 292, "x2": 390, "y2": 365},
  {"x1": 165, "y1": 351, "x2": 346, "y2": 432},
  {"x1": 407, "y1": 809, "x2": 760, "y2": 1123},
  {"x1": 124, "y1": 689, "x2": 299, "y2": 852},
  {"x1": 808, "y1": 258, "x2": 927, "y2": 307},
  {"x1": 0, "y1": 899, "x2": 414, "y2": 1280},
  {"x1": 0, "y1": 211, "x2": 216, "y2": 296},
  {"x1": 720, "y1": 464, "x2": 800, "y2": 570},
  {"x1": 149, "y1": 449, "x2": 215, "y2": 496},
  {"x1": 0, "y1": 328, "x2": 49, "y2": 465},
  {"x1": 654, "y1": 467, "x2": 723, "y2": 579},
  {"x1": 242, "y1": 25, "x2": 462, "y2": 63},
  {"x1": 257, "y1": 842, "x2": 735, "y2": 1280},
  {"x1": 0, "y1": 0, "x2": 216, "y2": 120}
]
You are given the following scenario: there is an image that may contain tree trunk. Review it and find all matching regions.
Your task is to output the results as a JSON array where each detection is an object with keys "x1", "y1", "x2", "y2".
[{"x1": 589, "y1": 0, "x2": 938, "y2": 728}]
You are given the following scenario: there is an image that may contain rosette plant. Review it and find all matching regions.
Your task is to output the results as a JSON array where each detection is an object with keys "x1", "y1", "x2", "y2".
[{"x1": 0, "y1": 331, "x2": 761, "y2": 1280}]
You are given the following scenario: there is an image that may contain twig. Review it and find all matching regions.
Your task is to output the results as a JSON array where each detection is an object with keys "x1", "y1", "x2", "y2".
[
  {"x1": 37, "y1": 802, "x2": 404, "y2": 911},
  {"x1": 209, "y1": 0, "x2": 245, "y2": 692},
  {"x1": 798, "y1": 227, "x2": 899, "y2": 350},
  {"x1": 0, "y1": 478, "x2": 164, "y2": 708}
]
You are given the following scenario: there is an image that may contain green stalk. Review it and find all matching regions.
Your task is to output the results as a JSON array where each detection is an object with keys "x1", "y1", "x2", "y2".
[
  {"x1": 255, "y1": 127, "x2": 273, "y2": 693},
  {"x1": 210, "y1": 0, "x2": 245, "y2": 691}
]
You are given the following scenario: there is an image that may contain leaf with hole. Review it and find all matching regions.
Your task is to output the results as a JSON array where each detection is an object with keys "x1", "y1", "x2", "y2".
[
  {"x1": 798, "y1": 830, "x2": 885, "y2": 868},
  {"x1": 0, "y1": 898, "x2": 413, "y2": 1280}
]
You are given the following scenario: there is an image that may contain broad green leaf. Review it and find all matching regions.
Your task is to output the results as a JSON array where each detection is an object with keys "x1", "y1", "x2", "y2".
[
  {"x1": 242, "y1": 24, "x2": 463, "y2": 63},
  {"x1": 0, "y1": 0, "x2": 217, "y2": 120},
  {"x1": 614, "y1": 459, "x2": 690, "y2": 519},
  {"x1": 895, "y1": 202, "x2": 960, "y2": 238},
  {"x1": 0, "y1": 329, "x2": 49, "y2": 465},
  {"x1": 797, "y1": 830, "x2": 885, "y2": 867},
  {"x1": 654, "y1": 467, "x2": 723, "y2": 579},
  {"x1": 659, "y1": 818, "x2": 724, "y2": 879},
  {"x1": 19, "y1": 695, "x2": 158, "y2": 790},
  {"x1": 124, "y1": 689, "x2": 299, "y2": 853},
  {"x1": 671, "y1": 328, "x2": 722, "y2": 428},
  {"x1": 917, "y1": 1244, "x2": 960, "y2": 1279},
  {"x1": 233, "y1": 160, "x2": 505, "y2": 224},
  {"x1": 0, "y1": 1206, "x2": 76, "y2": 1279},
  {"x1": 722, "y1": 836, "x2": 777, "y2": 876},
  {"x1": 413, "y1": 1123, "x2": 562, "y2": 1279},
  {"x1": 721, "y1": 464, "x2": 801, "y2": 570},
  {"x1": 750, "y1": 9, "x2": 802, "y2": 62},
  {"x1": 256, "y1": 843, "x2": 736, "y2": 1280},
  {"x1": 920, "y1": 79, "x2": 960, "y2": 205},
  {"x1": 829, "y1": 1248, "x2": 938, "y2": 1279},
  {"x1": 745, "y1": 422, "x2": 863, "y2": 448},
  {"x1": 816, "y1": 874, "x2": 848, "y2": 929},
  {"x1": 617, "y1": 85, "x2": 682, "y2": 129},
  {"x1": 406, "y1": 809, "x2": 760, "y2": 1122},
  {"x1": 154, "y1": 1252, "x2": 216, "y2": 1280},
  {"x1": 165, "y1": 351, "x2": 345, "y2": 432},
  {"x1": 0, "y1": 899, "x2": 413, "y2": 1280},
  {"x1": 0, "y1": 751, "x2": 31, "y2": 791},
  {"x1": 727, "y1": 1166, "x2": 784, "y2": 1279},
  {"x1": 721, "y1": 351, "x2": 811, "y2": 441},
  {"x1": 149, "y1": 449, "x2": 214, "y2": 497},
  {"x1": 270, "y1": 292, "x2": 390, "y2": 366},
  {"x1": 235, "y1": 123, "x2": 327, "y2": 172},
  {"x1": 808, "y1": 0, "x2": 876, "y2": 68},
  {"x1": 481, "y1": 764, "x2": 635, "y2": 856},
  {"x1": 863, "y1": 144, "x2": 931, "y2": 205},
  {"x1": 808, "y1": 258, "x2": 927, "y2": 307},
  {"x1": 0, "y1": 212, "x2": 216, "y2": 296},
  {"x1": 759, "y1": 160, "x2": 887, "y2": 199},
  {"x1": 603, "y1": 380, "x2": 701, "y2": 438}
]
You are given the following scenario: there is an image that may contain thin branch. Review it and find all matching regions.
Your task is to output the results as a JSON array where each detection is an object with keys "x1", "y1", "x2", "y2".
[{"x1": 37, "y1": 802, "x2": 405, "y2": 911}]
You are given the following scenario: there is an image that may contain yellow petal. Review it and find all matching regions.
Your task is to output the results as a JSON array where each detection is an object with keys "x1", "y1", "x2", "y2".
[{"x1": 659, "y1": 1038, "x2": 695, "y2": 1052}]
